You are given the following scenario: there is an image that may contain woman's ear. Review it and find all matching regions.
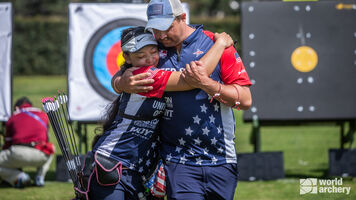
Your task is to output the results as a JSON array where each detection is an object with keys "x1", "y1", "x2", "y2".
[{"x1": 123, "y1": 53, "x2": 131, "y2": 64}]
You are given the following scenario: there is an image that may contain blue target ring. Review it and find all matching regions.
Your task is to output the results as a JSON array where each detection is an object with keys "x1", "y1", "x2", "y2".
[
  {"x1": 84, "y1": 18, "x2": 147, "y2": 101},
  {"x1": 93, "y1": 26, "x2": 130, "y2": 94}
]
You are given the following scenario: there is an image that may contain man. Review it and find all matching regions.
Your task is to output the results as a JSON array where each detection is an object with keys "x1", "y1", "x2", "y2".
[
  {"x1": 0, "y1": 97, "x2": 54, "y2": 188},
  {"x1": 112, "y1": 0, "x2": 252, "y2": 199}
]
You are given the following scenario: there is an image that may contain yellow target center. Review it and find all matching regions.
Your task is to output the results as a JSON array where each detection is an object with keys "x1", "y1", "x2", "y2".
[
  {"x1": 291, "y1": 46, "x2": 318, "y2": 73},
  {"x1": 116, "y1": 51, "x2": 125, "y2": 69}
]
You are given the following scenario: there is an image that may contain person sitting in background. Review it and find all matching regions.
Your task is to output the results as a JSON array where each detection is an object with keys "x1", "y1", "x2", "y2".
[{"x1": 0, "y1": 97, "x2": 54, "y2": 188}]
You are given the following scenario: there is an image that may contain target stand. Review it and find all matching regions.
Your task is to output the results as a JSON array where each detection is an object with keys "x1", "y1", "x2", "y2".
[{"x1": 240, "y1": 0, "x2": 356, "y2": 179}]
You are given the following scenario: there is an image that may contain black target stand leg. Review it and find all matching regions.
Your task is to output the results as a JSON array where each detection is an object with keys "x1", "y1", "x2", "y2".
[
  {"x1": 250, "y1": 117, "x2": 261, "y2": 153},
  {"x1": 84, "y1": 124, "x2": 88, "y2": 153},
  {"x1": 77, "y1": 122, "x2": 82, "y2": 154},
  {"x1": 340, "y1": 122, "x2": 345, "y2": 150},
  {"x1": 76, "y1": 122, "x2": 89, "y2": 154},
  {"x1": 345, "y1": 120, "x2": 356, "y2": 149}
]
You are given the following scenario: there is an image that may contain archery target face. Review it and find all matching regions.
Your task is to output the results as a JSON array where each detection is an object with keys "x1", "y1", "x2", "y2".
[
  {"x1": 68, "y1": 3, "x2": 189, "y2": 121},
  {"x1": 242, "y1": 1, "x2": 356, "y2": 122},
  {"x1": 84, "y1": 18, "x2": 146, "y2": 101}
]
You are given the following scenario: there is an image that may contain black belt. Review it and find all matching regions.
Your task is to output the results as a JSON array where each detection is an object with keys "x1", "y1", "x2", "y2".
[{"x1": 15, "y1": 141, "x2": 40, "y2": 147}]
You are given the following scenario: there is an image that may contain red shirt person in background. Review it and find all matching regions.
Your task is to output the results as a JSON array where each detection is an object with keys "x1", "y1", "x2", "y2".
[{"x1": 0, "y1": 97, "x2": 54, "y2": 188}]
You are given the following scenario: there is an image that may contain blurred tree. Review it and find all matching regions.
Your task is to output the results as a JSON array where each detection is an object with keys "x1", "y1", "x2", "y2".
[
  {"x1": 184, "y1": 0, "x2": 240, "y2": 17},
  {"x1": 0, "y1": 0, "x2": 242, "y2": 75}
]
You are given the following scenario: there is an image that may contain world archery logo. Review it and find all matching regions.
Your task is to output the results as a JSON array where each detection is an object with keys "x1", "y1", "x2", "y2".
[
  {"x1": 84, "y1": 18, "x2": 146, "y2": 100},
  {"x1": 300, "y1": 178, "x2": 318, "y2": 194},
  {"x1": 193, "y1": 49, "x2": 204, "y2": 57}
]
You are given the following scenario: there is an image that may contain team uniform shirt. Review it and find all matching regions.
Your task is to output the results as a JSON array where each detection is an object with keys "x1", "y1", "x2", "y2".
[
  {"x1": 4, "y1": 104, "x2": 49, "y2": 150},
  {"x1": 93, "y1": 66, "x2": 172, "y2": 176},
  {"x1": 157, "y1": 25, "x2": 251, "y2": 166}
]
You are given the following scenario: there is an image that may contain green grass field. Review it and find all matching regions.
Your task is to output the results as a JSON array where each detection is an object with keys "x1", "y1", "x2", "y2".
[{"x1": 0, "y1": 75, "x2": 355, "y2": 200}]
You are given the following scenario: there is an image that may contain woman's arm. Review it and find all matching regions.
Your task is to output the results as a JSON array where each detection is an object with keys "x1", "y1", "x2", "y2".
[{"x1": 164, "y1": 32, "x2": 233, "y2": 91}]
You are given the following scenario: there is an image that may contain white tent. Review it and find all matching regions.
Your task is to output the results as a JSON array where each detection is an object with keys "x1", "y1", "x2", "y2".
[{"x1": 0, "y1": 3, "x2": 12, "y2": 121}]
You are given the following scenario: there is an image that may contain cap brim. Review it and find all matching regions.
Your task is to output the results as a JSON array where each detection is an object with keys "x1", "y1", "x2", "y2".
[
  {"x1": 145, "y1": 17, "x2": 175, "y2": 31},
  {"x1": 135, "y1": 40, "x2": 158, "y2": 52}
]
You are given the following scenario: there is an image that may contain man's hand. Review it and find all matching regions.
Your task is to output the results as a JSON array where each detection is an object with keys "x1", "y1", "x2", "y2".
[
  {"x1": 214, "y1": 32, "x2": 234, "y2": 48},
  {"x1": 113, "y1": 67, "x2": 154, "y2": 94},
  {"x1": 181, "y1": 61, "x2": 212, "y2": 89}
]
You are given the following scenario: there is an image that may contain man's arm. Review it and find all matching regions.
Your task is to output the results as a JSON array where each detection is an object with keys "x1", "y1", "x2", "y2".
[
  {"x1": 182, "y1": 46, "x2": 252, "y2": 110},
  {"x1": 182, "y1": 63, "x2": 251, "y2": 110},
  {"x1": 165, "y1": 32, "x2": 233, "y2": 91}
]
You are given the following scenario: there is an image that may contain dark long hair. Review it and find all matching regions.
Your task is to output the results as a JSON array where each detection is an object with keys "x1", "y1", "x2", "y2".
[
  {"x1": 102, "y1": 26, "x2": 150, "y2": 130},
  {"x1": 92, "y1": 27, "x2": 145, "y2": 148}
]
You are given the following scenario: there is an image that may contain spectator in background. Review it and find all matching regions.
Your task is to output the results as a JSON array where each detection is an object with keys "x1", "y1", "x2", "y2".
[{"x1": 0, "y1": 97, "x2": 54, "y2": 188}]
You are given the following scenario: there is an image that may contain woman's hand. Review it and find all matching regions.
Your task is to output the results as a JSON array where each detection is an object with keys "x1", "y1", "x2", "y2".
[{"x1": 113, "y1": 67, "x2": 154, "y2": 94}]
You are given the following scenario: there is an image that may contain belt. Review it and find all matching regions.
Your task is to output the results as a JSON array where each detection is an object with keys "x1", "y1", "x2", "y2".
[{"x1": 15, "y1": 141, "x2": 41, "y2": 147}]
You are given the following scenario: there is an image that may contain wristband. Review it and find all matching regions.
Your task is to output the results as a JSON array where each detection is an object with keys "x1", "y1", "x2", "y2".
[
  {"x1": 210, "y1": 83, "x2": 227, "y2": 104},
  {"x1": 232, "y1": 84, "x2": 241, "y2": 110}
]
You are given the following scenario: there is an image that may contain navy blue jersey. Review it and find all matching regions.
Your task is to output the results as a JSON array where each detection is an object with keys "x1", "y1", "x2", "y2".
[
  {"x1": 93, "y1": 66, "x2": 172, "y2": 176},
  {"x1": 157, "y1": 25, "x2": 251, "y2": 166}
]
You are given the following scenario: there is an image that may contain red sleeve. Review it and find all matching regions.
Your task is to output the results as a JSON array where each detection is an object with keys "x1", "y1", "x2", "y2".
[
  {"x1": 133, "y1": 66, "x2": 172, "y2": 98},
  {"x1": 202, "y1": 30, "x2": 251, "y2": 86},
  {"x1": 220, "y1": 46, "x2": 251, "y2": 86}
]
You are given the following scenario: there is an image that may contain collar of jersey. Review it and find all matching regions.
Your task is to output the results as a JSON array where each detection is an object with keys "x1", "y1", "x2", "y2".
[{"x1": 182, "y1": 24, "x2": 203, "y2": 46}]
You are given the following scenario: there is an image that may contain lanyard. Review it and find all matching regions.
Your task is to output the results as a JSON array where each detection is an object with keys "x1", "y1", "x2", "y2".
[{"x1": 21, "y1": 109, "x2": 47, "y2": 129}]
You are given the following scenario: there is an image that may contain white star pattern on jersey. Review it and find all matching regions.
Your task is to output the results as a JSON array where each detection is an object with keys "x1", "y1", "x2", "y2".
[
  {"x1": 209, "y1": 115, "x2": 216, "y2": 123},
  {"x1": 194, "y1": 137, "x2": 202, "y2": 145},
  {"x1": 217, "y1": 126, "x2": 222, "y2": 134},
  {"x1": 139, "y1": 167, "x2": 143, "y2": 173},
  {"x1": 151, "y1": 142, "x2": 156, "y2": 148},
  {"x1": 202, "y1": 127, "x2": 210, "y2": 135},
  {"x1": 185, "y1": 127, "x2": 193, "y2": 136},
  {"x1": 176, "y1": 146, "x2": 182, "y2": 153},
  {"x1": 180, "y1": 155, "x2": 187, "y2": 164},
  {"x1": 179, "y1": 138, "x2": 186, "y2": 145},
  {"x1": 200, "y1": 104, "x2": 207, "y2": 113},
  {"x1": 214, "y1": 103, "x2": 219, "y2": 112},
  {"x1": 129, "y1": 163, "x2": 135, "y2": 169},
  {"x1": 145, "y1": 160, "x2": 151, "y2": 166},
  {"x1": 161, "y1": 98, "x2": 238, "y2": 166},
  {"x1": 211, "y1": 137, "x2": 218, "y2": 145},
  {"x1": 188, "y1": 148, "x2": 195, "y2": 155},
  {"x1": 166, "y1": 154, "x2": 172, "y2": 161},
  {"x1": 196, "y1": 157, "x2": 203, "y2": 165},
  {"x1": 193, "y1": 115, "x2": 201, "y2": 124},
  {"x1": 203, "y1": 147, "x2": 209, "y2": 155},
  {"x1": 211, "y1": 156, "x2": 218, "y2": 164}
]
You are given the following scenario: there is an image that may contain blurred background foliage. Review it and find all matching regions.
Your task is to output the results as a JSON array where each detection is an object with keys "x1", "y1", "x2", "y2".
[{"x1": 0, "y1": 0, "x2": 241, "y2": 75}]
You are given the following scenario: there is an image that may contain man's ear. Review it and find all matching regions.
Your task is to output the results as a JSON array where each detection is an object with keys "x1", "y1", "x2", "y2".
[
  {"x1": 178, "y1": 13, "x2": 187, "y2": 23},
  {"x1": 123, "y1": 53, "x2": 131, "y2": 64}
]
